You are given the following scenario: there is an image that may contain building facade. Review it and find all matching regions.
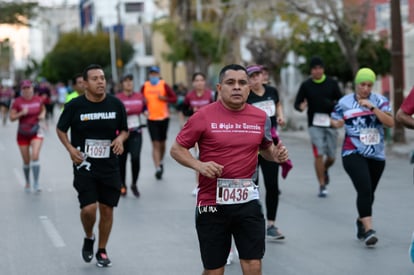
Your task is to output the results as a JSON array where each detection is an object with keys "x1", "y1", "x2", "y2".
[{"x1": 79, "y1": 0, "x2": 179, "y2": 87}]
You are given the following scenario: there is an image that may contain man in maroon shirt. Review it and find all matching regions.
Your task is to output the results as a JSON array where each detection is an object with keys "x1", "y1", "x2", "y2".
[{"x1": 170, "y1": 64, "x2": 289, "y2": 275}]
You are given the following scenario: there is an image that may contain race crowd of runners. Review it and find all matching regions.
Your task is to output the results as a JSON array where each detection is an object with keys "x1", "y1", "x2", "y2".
[{"x1": 3, "y1": 58, "x2": 414, "y2": 274}]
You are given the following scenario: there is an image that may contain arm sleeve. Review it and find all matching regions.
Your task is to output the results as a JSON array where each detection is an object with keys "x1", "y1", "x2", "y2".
[
  {"x1": 56, "y1": 102, "x2": 73, "y2": 132},
  {"x1": 294, "y1": 84, "x2": 305, "y2": 111},
  {"x1": 400, "y1": 87, "x2": 414, "y2": 115},
  {"x1": 165, "y1": 84, "x2": 177, "y2": 103}
]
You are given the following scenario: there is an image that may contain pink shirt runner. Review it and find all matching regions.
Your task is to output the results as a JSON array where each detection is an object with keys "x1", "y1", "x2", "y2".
[{"x1": 176, "y1": 101, "x2": 273, "y2": 206}]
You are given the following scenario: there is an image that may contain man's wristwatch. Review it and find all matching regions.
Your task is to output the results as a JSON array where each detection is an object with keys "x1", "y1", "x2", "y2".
[{"x1": 370, "y1": 106, "x2": 375, "y2": 111}]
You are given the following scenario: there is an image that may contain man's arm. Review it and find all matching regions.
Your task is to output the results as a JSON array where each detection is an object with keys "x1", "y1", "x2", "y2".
[
  {"x1": 164, "y1": 84, "x2": 177, "y2": 103},
  {"x1": 56, "y1": 128, "x2": 84, "y2": 165},
  {"x1": 170, "y1": 141, "x2": 224, "y2": 179},
  {"x1": 259, "y1": 140, "x2": 289, "y2": 163},
  {"x1": 293, "y1": 84, "x2": 307, "y2": 112},
  {"x1": 396, "y1": 108, "x2": 414, "y2": 129},
  {"x1": 111, "y1": 130, "x2": 129, "y2": 155}
]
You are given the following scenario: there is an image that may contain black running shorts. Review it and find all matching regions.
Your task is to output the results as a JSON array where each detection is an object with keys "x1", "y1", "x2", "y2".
[
  {"x1": 147, "y1": 118, "x2": 169, "y2": 141},
  {"x1": 195, "y1": 200, "x2": 265, "y2": 269},
  {"x1": 73, "y1": 174, "x2": 121, "y2": 208}
]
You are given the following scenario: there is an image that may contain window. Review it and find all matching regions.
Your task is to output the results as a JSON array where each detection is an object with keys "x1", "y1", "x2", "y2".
[{"x1": 125, "y1": 2, "x2": 144, "y2": 13}]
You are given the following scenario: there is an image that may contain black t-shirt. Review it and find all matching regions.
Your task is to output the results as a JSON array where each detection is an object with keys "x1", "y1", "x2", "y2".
[
  {"x1": 293, "y1": 76, "x2": 342, "y2": 127},
  {"x1": 247, "y1": 84, "x2": 280, "y2": 128},
  {"x1": 57, "y1": 94, "x2": 128, "y2": 178}
]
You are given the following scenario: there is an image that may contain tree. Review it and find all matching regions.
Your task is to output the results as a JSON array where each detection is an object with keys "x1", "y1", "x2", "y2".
[
  {"x1": 40, "y1": 31, "x2": 134, "y2": 83},
  {"x1": 285, "y1": 0, "x2": 372, "y2": 75},
  {"x1": 153, "y1": 20, "x2": 225, "y2": 76},
  {"x1": 294, "y1": 36, "x2": 391, "y2": 84},
  {"x1": 0, "y1": 1, "x2": 37, "y2": 25},
  {"x1": 162, "y1": 0, "x2": 287, "y2": 84}
]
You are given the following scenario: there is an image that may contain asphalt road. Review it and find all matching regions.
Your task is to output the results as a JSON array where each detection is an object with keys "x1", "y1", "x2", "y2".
[{"x1": 1, "y1": 110, "x2": 414, "y2": 275}]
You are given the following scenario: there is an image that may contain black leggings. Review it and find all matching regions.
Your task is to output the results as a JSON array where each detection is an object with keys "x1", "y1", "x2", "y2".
[
  {"x1": 254, "y1": 154, "x2": 280, "y2": 221},
  {"x1": 342, "y1": 154, "x2": 385, "y2": 218},
  {"x1": 119, "y1": 132, "x2": 143, "y2": 187}
]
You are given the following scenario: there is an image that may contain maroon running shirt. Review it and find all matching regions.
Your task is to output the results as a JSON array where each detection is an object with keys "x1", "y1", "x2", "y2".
[
  {"x1": 400, "y1": 86, "x2": 414, "y2": 115},
  {"x1": 176, "y1": 101, "x2": 273, "y2": 206},
  {"x1": 11, "y1": 95, "x2": 43, "y2": 126},
  {"x1": 183, "y1": 89, "x2": 214, "y2": 112}
]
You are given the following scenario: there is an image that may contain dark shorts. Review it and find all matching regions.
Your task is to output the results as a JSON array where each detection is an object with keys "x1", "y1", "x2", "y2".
[
  {"x1": 195, "y1": 200, "x2": 265, "y2": 269},
  {"x1": 147, "y1": 118, "x2": 169, "y2": 141},
  {"x1": 0, "y1": 100, "x2": 11, "y2": 108},
  {"x1": 73, "y1": 174, "x2": 121, "y2": 208}
]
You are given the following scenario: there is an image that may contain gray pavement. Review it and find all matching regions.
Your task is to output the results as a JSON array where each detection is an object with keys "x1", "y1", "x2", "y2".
[{"x1": 1, "y1": 110, "x2": 414, "y2": 274}]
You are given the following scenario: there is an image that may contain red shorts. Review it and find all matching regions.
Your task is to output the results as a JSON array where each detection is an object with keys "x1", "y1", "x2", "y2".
[{"x1": 17, "y1": 133, "x2": 43, "y2": 146}]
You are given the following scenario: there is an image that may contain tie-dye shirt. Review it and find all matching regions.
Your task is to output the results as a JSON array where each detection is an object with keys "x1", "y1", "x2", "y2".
[{"x1": 331, "y1": 93, "x2": 391, "y2": 160}]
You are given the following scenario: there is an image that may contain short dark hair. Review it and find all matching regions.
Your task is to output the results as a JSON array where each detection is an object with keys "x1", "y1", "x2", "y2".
[
  {"x1": 82, "y1": 64, "x2": 103, "y2": 80},
  {"x1": 121, "y1": 73, "x2": 133, "y2": 82},
  {"x1": 309, "y1": 56, "x2": 324, "y2": 69},
  {"x1": 192, "y1": 72, "x2": 206, "y2": 81},
  {"x1": 72, "y1": 73, "x2": 83, "y2": 84},
  {"x1": 218, "y1": 64, "x2": 247, "y2": 83}
]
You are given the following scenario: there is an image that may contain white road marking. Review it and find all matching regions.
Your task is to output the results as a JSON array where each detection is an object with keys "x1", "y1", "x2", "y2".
[{"x1": 39, "y1": 216, "x2": 66, "y2": 248}]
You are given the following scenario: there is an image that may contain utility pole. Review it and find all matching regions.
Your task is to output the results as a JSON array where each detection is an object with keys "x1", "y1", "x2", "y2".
[
  {"x1": 116, "y1": 0, "x2": 123, "y2": 82},
  {"x1": 391, "y1": 0, "x2": 405, "y2": 143}
]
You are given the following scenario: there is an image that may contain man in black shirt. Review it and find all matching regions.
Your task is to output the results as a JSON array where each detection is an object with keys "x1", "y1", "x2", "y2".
[
  {"x1": 294, "y1": 56, "x2": 342, "y2": 197},
  {"x1": 56, "y1": 64, "x2": 129, "y2": 267}
]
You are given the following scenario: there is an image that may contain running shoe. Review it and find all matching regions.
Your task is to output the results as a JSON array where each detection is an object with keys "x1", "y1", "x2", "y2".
[
  {"x1": 131, "y1": 184, "x2": 140, "y2": 198},
  {"x1": 96, "y1": 250, "x2": 112, "y2": 267},
  {"x1": 120, "y1": 186, "x2": 127, "y2": 196},
  {"x1": 318, "y1": 186, "x2": 328, "y2": 198},
  {"x1": 355, "y1": 219, "x2": 365, "y2": 240},
  {"x1": 409, "y1": 231, "x2": 414, "y2": 262},
  {"x1": 33, "y1": 183, "x2": 41, "y2": 193},
  {"x1": 324, "y1": 170, "x2": 330, "y2": 185},
  {"x1": 155, "y1": 167, "x2": 162, "y2": 180},
  {"x1": 363, "y1": 229, "x2": 378, "y2": 247},
  {"x1": 266, "y1": 225, "x2": 285, "y2": 240},
  {"x1": 24, "y1": 183, "x2": 30, "y2": 193},
  {"x1": 82, "y1": 237, "x2": 95, "y2": 263}
]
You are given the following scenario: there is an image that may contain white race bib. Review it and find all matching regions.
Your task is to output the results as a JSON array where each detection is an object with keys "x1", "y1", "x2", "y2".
[
  {"x1": 312, "y1": 113, "x2": 330, "y2": 127},
  {"x1": 359, "y1": 128, "x2": 380, "y2": 145},
  {"x1": 252, "y1": 100, "x2": 276, "y2": 117},
  {"x1": 216, "y1": 178, "x2": 259, "y2": 205},
  {"x1": 127, "y1": 114, "x2": 140, "y2": 129},
  {"x1": 84, "y1": 139, "x2": 111, "y2": 158}
]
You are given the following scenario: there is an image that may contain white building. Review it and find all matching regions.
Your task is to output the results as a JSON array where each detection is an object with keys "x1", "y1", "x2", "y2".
[
  {"x1": 80, "y1": 0, "x2": 169, "y2": 85},
  {"x1": 0, "y1": 3, "x2": 79, "y2": 84}
]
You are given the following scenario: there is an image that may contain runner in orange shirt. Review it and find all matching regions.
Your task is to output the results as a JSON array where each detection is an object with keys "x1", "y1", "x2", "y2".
[{"x1": 140, "y1": 66, "x2": 177, "y2": 180}]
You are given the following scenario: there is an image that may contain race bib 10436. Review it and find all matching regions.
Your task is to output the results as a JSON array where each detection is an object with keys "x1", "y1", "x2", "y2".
[{"x1": 216, "y1": 178, "x2": 259, "y2": 205}]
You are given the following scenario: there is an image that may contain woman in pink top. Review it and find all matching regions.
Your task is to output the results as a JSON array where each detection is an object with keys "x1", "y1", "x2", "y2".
[
  {"x1": 116, "y1": 74, "x2": 145, "y2": 197},
  {"x1": 183, "y1": 72, "x2": 214, "y2": 196},
  {"x1": 182, "y1": 72, "x2": 214, "y2": 117},
  {"x1": 9, "y1": 80, "x2": 46, "y2": 192}
]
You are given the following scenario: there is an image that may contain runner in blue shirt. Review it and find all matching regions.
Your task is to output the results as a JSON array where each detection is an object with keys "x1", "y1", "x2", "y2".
[{"x1": 331, "y1": 67, "x2": 394, "y2": 247}]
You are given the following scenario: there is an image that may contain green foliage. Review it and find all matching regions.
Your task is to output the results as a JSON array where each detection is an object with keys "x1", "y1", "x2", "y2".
[
  {"x1": 358, "y1": 36, "x2": 391, "y2": 76},
  {"x1": 0, "y1": 1, "x2": 37, "y2": 25},
  {"x1": 294, "y1": 36, "x2": 391, "y2": 84},
  {"x1": 153, "y1": 20, "x2": 225, "y2": 66},
  {"x1": 40, "y1": 31, "x2": 134, "y2": 83},
  {"x1": 153, "y1": 20, "x2": 189, "y2": 62}
]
